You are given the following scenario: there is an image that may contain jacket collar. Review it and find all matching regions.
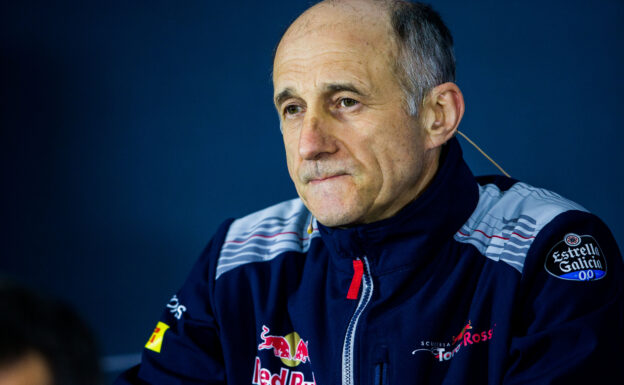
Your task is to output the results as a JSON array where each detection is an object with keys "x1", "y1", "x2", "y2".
[{"x1": 317, "y1": 137, "x2": 479, "y2": 274}]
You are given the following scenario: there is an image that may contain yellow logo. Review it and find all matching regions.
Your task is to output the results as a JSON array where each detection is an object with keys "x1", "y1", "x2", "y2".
[{"x1": 145, "y1": 322, "x2": 169, "y2": 353}]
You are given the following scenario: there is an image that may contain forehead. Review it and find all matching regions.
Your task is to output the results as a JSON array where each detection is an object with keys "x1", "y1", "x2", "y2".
[{"x1": 273, "y1": 4, "x2": 396, "y2": 94}]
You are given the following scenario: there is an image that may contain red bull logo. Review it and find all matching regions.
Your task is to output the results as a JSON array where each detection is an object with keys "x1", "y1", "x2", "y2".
[
  {"x1": 258, "y1": 325, "x2": 292, "y2": 360},
  {"x1": 293, "y1": 339, "x2": 310, "y2": 364},
  {"x1": 258, "y1": 325, "x2": 311, "y2": 367},
  {"x1": 254, "y1": 325, "x2": 315, "y2": 385}
]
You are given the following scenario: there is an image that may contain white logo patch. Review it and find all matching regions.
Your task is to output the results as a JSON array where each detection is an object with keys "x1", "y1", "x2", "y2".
[{"x1": 166, "y1": 295, "x2": 187, "y2": 319}]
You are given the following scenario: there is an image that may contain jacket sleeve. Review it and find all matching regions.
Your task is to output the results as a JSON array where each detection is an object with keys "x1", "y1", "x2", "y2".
[
  {"x1": 503, "y1": 211, "x2": 624, "y2": 384},
  {"x1": 114, "y1": 219, "x2": 234, "y2": 385}
]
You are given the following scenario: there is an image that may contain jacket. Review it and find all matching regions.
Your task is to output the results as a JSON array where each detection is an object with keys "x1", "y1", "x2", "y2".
[{"x1": 116, "y1": 138, "x2": 624, "y2": 384}]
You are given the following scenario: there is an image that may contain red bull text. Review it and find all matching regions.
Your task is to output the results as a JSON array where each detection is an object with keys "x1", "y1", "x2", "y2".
[{"x1": 252, "y1": 357, "x2": 316, "y2": 385}]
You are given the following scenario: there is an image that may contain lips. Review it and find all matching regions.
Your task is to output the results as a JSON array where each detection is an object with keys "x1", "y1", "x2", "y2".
[
  {"x1": 309, "y1": 174, "x2": 347, "y2": 183},
  {"x1": 299, "y1": 162, "x2": 352, "y2": 184}
]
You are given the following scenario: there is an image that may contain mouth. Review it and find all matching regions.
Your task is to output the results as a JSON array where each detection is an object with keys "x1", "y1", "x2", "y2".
[{"x1": 308, "y1": 173, "x2": 348, "y2": 184}]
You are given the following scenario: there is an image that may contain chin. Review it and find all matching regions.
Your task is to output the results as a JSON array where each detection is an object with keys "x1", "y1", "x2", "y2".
[
  {"x1": 308, "y1": 203, "x2": 363, "y2": 228},
  {"x1": 315, "y1": 215, "x2": 350, "y2": 228}
]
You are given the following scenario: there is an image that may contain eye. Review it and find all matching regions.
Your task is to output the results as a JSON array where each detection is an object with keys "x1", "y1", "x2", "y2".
[
  {"x1": 339, "y1": 98, "x2": 359, "y2": 108},
  {"x1": 283, "y1": 104, "x2": 303, "y2": 117}
]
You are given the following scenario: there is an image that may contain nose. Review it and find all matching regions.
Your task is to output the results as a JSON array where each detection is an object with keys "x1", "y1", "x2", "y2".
[{"x1": 298, "y1": 108, "x2": 338, "y2": 160}]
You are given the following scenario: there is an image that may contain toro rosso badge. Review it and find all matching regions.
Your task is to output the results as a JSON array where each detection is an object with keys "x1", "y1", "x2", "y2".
[{"x1": 545, "y1": 233, "x2": 607, "y2": 282}]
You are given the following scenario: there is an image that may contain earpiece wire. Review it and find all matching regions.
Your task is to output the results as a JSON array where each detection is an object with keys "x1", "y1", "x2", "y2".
[{"x1": 456, "y1": 130, "x2": 511, "y2": 178}]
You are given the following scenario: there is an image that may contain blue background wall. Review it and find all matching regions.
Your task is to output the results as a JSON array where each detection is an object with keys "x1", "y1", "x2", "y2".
[{"x1": 2, "y1": 0, "x2": 623, "y2": 379}]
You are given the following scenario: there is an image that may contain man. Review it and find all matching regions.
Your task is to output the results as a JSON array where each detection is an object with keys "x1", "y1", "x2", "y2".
[{"x1": 117, "y1": 0, "x2": 623, "y2": 383}]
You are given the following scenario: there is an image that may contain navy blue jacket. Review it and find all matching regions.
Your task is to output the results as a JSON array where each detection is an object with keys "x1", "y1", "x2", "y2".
[{"x1": 116, "y1": 138, "x2": 623, "y2": 384}]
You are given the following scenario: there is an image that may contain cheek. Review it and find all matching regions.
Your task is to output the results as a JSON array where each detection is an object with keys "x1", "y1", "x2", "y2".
[
  {"x1": 375, "y1": 132, "x2": 424, "y2": 183},
  {"x1": 283, "y1": 134, "x2": 300, "y2": 179}
]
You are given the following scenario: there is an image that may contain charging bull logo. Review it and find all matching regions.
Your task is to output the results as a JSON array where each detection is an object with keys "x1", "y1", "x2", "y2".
[
  {"x1": 254, "y1": 326, "x2": 315, "y2": 385},
  {"x1": 258, "y1": 325, "x2": 311, "y2": 367},
  {"x1": 293, "y1": 339, "x2": 310, "y2": 363},
  {"x1": 258, "y1": 326, "x2": 291, "y2": 359}
]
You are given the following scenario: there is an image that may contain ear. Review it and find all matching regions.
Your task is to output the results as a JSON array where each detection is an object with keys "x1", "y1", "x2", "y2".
[{"x1": 420, "y1": 82, "x2": 465, "y2": 150}]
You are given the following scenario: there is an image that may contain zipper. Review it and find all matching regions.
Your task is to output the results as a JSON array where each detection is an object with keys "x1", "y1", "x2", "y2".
[{"x1": 341, "y1": 256, "x2": 373, "y2": 385}]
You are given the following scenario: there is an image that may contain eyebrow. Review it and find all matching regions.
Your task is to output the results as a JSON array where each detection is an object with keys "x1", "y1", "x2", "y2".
[
  {"x1": 325, "y1": 83, "x2": 368, "y2": 97},
  {"x1": 273, "y1": 83, "x2": 369, "y2": 107},
  {"x1": 274, "y1": 88, "x2": 297, "y2": 108}
]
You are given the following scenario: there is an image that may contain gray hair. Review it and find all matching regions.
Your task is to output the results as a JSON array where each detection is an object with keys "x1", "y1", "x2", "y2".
[{"x1": 388, "y1": 1, "x2": 456, "y2": 116}]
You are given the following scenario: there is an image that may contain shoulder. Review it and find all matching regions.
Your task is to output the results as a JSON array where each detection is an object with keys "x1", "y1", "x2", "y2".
[
  {"x1": 455, "y1": 177, "x2": 588, "y2": 274},
  {"x1": 215, "y1": 198, "x2": 319, "y2": 279}
]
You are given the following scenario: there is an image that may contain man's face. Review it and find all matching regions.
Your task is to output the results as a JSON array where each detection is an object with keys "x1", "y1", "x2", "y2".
[{"x1": 273, "y1": 4, "x2": 432, "y2": 227}]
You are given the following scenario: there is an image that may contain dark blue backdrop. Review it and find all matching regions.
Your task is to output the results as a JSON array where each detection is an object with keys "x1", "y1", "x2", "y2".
[{"x1": 2, "y1": 0, "x2": 623, "y2": 378}]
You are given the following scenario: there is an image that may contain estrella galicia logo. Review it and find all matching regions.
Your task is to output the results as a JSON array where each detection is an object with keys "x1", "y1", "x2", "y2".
[{"x1": 545, "y1": 233, "x2": 606, "y2": 282}]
